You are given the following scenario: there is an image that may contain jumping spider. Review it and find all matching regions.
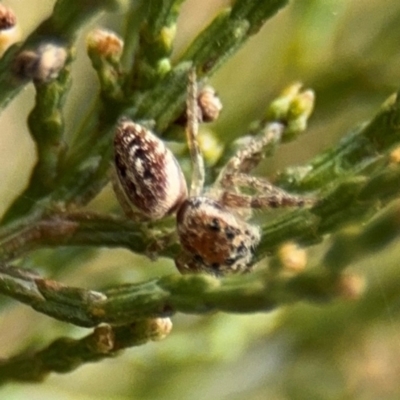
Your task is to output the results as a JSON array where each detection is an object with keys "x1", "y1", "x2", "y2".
[{"x1": 113, "y1": 69, "x2": 314, "y2": 276}]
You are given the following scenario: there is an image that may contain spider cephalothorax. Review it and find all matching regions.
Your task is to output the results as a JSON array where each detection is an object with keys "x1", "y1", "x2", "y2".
[
  {"x1": 175, "y1": 196, "x2": 260, "y2": 275},
  {"x1": 112, "y1": 69, "x2": 313, "y2": 275}
]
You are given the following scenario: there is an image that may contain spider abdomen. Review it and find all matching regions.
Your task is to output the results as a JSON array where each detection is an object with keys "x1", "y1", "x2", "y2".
[
  {"x1": 176, "y1": 197, "x2": 260, "y2": 274},
  {"x1": 114, "y1": 119, "x2": 188, "y2": 220}
]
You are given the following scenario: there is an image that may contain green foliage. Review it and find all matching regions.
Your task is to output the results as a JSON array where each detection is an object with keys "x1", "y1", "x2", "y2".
[{"x1": 1, "y1": 0, "x2": 400, "y2": 398}]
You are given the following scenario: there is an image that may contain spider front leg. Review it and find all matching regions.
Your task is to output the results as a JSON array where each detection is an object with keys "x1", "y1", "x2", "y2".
[
  {"x1": 216, "y1": 122, "x2": 285, "y2": 190},
  {"x1": 220, "y1": 173, "x2": 316, "y2": 209},
  {"x1": 215, "y1": 121, "x2": 315, "y2": 212},
  {"x1": 220, "y1": 189, "x2": 313, "y2": 211}
]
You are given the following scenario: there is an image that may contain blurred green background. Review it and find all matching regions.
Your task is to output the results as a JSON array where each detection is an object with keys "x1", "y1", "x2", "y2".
[{"x1": 1, "y1": 0, "x2": 400, "y2": 399}]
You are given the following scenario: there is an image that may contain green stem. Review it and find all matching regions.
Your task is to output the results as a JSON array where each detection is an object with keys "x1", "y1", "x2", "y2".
[
  {"x1": 128, "y1": 0, "x2": 186, "y2": 89},
  {"x1": 180, "y1": 0, "x2": 288, "y2": 75},
  {"x1": 277, "y1": 92, "x2": 400, "y2": 191},
  {"x1": 0, "y1": 0, "x2": 119, "y2": 112},
  {"x1": 0, "y1": 212, "x2": 161, "y2": 262},
  {"x1": 1, "y1": 199, "x2": 400, "y2": 328},
  {"x1": 0, "y1": 195, "x2": 399, "y2": 329},
  {"x1": 323, "y1": 199, "x2": 400, "y2": 272},
  {"x1": 0, "y1": 319, "x2": 171, "y2": 384},
  {"x1": 0, "y1": 263, "x2": 340, "y2": 327},
  {"x1": 2, "y1": 142, "x2": 400, "y2": 265},
  {"x1": 2, "y1": 51, "x2": 73, "y2": 223}
]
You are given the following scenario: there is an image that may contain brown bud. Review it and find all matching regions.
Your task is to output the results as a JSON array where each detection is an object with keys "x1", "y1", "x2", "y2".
[
  {"x1": 86, "y1": 28, "x2": 123, "y2": 60},
  {"x1": 92, "y1": 325, "x2": 114, "y2": 353},
  {"x1": 175, "y1": 85, "x2": 223, "y2": 126},
  {"x1": 198, "y1": 86, "x2": 223, "y2": 122},
  {"x1": 13, "y1": 43, "x2": 67, "y2": 83},
  {"x1": 148, "y1": 318, "x2": 173, "y2": 341},
  {"x1": 0, "y1": 4, "x2": 16, "y2": 30}
]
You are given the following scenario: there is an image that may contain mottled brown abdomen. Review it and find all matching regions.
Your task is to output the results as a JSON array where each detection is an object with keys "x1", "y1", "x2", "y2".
[{"x1": 114, "y1": 119, "x2": 188, "y2": 220}]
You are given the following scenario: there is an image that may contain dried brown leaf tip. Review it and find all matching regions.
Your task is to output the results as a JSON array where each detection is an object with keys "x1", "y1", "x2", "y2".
[
  {"x1": 0, "y1": 4, "x2": 16, "y2": 30},
  {"x1": 113, "y1": 119, "x2": 188, "y2": 220}
]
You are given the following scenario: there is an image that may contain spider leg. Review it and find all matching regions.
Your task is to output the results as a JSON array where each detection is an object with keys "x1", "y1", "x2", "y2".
[
  {"x1": 186, "y1": 68, "x2": 205, "y2": 197},
  {"x1": 216, "y1": 122, "x2": 284, "y2": 190},
  {"x1": 220, "y1": 191, "x2": 314, "y2": 209},
  {"x1": 220, "y1": 175, "x2": 315, "y2": 209},
  {"x1": 230, "y1": 173, "x2": 281, "y2": 194}
]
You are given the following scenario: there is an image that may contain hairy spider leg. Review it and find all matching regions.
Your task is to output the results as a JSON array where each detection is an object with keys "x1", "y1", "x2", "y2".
[
  {"x1": 223, "y1": 173, "x2": 315, "y2": 208},
  {"x1": 216, "y1": 122, "x2": 285, "y2": 189}
]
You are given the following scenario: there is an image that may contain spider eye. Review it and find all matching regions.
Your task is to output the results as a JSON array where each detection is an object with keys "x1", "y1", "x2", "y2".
[{"x1": 114, "y1": 119, "x2": 188, "y2": 220}]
